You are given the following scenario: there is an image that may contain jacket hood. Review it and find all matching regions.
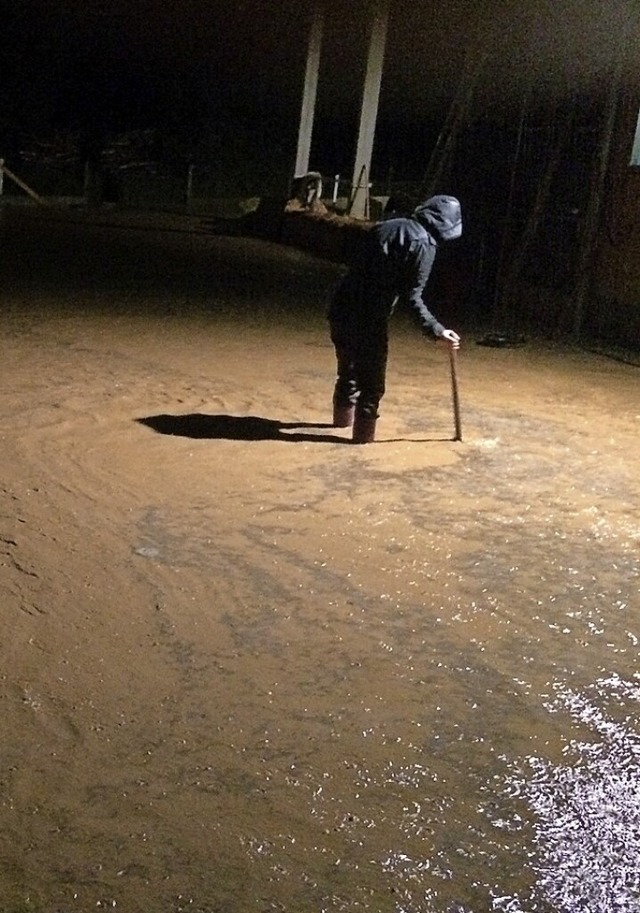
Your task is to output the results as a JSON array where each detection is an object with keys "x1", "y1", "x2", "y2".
[{"x1": 413, "y1": 195, "x2": 462, "y2": 241}]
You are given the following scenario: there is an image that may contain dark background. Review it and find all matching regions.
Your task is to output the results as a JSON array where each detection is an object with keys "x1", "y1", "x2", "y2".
[
  {"x1": 1, "y1": 0, "x2": 636, "y2": 180},
  {"x1": 1, "y1": 0, "x2": 637, "y2": 339}
]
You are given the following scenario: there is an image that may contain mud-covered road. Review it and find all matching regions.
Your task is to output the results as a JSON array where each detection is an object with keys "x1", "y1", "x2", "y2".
[{"x1": 1, "y1": 207, "x2": 639, "y2": 913}]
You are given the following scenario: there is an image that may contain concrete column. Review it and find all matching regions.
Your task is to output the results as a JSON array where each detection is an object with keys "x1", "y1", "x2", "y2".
[
  {"x1": 294, "y1": 5, "x2": 324, "y2": 178},
  {"x1": 350, "y1": 0, "x2": 390, "y2": 219}
]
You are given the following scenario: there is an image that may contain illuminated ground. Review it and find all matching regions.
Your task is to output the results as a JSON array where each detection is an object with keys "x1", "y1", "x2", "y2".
[{"x1": 1, "y1": 207, "x2": 639, "y2": 913}]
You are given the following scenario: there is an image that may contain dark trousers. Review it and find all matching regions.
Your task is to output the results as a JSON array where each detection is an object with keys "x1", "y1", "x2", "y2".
[{"x1": 329, "y1": 317, "x2": 389, "y2": 419}]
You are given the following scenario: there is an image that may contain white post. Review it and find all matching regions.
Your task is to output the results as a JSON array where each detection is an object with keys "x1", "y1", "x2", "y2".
[
  {"x1": 350, "y1": 0, "x2": 389, "y2": 219},
  {"x1": 0, "y1": 162, "x2": 46, "y2": 204},
  {"x1": 294, "y1": 5, "x2": 324, "y2": 179},
  {"x1": 83, "y1": 160, "x2": 90, "y2": 201},
  {"x1": 185, "y1": 163, "x2": 194, "y2": 207},
  {"x1": 0, "y1": 159, "x2": 4, "y2": 197}
]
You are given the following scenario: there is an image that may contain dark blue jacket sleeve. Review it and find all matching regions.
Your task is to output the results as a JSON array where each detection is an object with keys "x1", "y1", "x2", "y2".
[{"x1": 404, "y1": 242, "x2": 445, "y2": 337}]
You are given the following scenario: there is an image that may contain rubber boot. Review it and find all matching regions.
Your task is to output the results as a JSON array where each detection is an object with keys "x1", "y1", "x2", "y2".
[
  {"x1": 333, "y1": 402, "x2": 355, "y2": 427},
  {"x1": 352, "y1": 414, "x2": 377, "y2": 444}
]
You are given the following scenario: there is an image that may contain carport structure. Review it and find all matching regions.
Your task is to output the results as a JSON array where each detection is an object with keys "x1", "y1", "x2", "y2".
[
  {"x1": 294, "y1": 0, "x2": 391, "y2": 219},
  {"x1": 290, "y1": 0, "x2": 640, "y2": 351}
]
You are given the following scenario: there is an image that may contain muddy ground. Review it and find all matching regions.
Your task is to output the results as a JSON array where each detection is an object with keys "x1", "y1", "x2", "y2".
[{"x1": 1, "y1": 207, "x2": 639, "y2": 913}]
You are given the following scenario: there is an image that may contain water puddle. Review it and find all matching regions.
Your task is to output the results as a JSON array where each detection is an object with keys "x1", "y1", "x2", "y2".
[{"x1": 496, "y1": 674, "x2": 640, "y2": 913}]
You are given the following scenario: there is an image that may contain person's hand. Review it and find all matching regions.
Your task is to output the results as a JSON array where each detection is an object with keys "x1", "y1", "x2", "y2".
[{"x1": 439, "y1": 329, "x2": 461, "y2": 349}]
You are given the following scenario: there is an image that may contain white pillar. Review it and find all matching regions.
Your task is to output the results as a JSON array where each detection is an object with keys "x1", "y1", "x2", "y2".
[
  {"x1": 294, "y1": 5, "x2": 324, "y2": 178},
  {"x1": 350, "y1": 0, "x2": 389, "y2": 219}
]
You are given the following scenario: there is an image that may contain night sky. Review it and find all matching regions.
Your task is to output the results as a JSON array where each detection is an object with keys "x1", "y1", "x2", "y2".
[{"x1": 1, "y1": 0, "x2": 637, "y2": 179}]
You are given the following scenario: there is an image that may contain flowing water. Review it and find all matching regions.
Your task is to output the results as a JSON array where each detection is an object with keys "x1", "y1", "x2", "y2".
[{"x1": 1, "y1": 209, "x2": 639, "y2": 912}]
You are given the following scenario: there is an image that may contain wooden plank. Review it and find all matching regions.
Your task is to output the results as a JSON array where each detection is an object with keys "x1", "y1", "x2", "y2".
[{"x1": 0, "y1": 162, "x2": 47, "y2": 205}]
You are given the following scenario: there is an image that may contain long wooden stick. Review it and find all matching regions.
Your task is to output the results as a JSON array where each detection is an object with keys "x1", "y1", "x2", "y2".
[{"x1": 449, "y1": 347, "x2": 462, "y2": 442}]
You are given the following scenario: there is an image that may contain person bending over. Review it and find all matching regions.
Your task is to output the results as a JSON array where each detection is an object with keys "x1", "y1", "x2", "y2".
[{"x1": 328, "y1": 194, "x2": 462, "y2": 444}]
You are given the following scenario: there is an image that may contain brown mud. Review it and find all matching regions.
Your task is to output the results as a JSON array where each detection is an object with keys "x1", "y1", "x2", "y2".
[{"x1": 1, "y1": 208, "x2": 639, "y2": 913}]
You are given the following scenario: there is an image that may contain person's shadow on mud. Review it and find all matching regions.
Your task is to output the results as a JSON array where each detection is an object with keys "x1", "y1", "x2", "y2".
[{"x1": 136, "y1": 413, "x2": 350, "y2": 443}]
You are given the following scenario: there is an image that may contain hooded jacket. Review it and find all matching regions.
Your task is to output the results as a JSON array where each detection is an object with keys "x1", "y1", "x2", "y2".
[{"x1": 330, "y1": 195, "x2": 462, "y2": 338}]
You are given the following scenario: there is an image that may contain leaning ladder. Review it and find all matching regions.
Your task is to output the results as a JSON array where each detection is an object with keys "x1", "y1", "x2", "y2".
[{"x1": 417, "y1": 43, "x2": 490, "y2": 202}]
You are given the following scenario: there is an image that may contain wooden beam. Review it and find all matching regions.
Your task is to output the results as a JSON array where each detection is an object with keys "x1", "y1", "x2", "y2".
[
  {"x1": 349, "y1": 0, "x2": 389, "y2": 220},
  {"x1": 294, "y1": 5, "x2": 324, "y2": 179},
  {"x1": 0, "y1": 161, "x2": 47, "y2": 205}
]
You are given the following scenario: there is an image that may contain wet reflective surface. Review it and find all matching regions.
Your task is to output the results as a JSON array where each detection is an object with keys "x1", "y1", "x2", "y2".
[
  {"x1": 501, "y1": 675, "x2": 640, "y2": 912},
  {"x1": 1, "y1": 211, "x2": 639, "y2": 911}
]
